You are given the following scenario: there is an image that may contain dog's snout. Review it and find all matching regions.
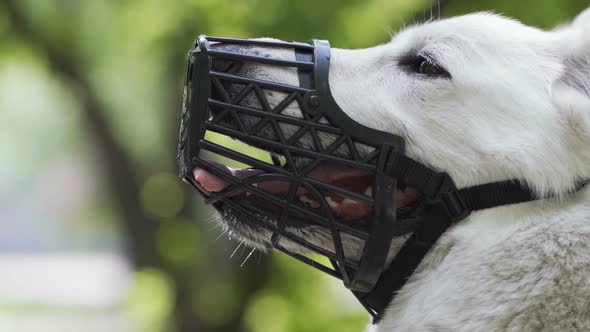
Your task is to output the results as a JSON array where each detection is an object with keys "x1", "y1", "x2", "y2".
[
  {"x1": 207, "y1": 44, "x2": 248, "y2": 127},
  {"x1": 209, "y1": 44, "x2": 246, "y2": 108},
  {"x1": 212, "y1": 59, "x2": 242, "y2": 74},
  {"x1": 210, "y1": 43, "x2": 245, "y2": 74}
]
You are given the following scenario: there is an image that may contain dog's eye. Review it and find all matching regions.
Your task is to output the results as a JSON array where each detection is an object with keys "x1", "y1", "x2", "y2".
[
  {"x1": 418, "y1": 57, "x2": 444, "y2": 75},
  {"x1": 401, "y1": 55, "x2": 450, "y2": 78}
]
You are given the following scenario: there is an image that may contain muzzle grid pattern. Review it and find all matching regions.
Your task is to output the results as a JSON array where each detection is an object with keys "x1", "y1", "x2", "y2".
[{"x1": 178, "y1": 36, "x2": 404, "y2": 291}]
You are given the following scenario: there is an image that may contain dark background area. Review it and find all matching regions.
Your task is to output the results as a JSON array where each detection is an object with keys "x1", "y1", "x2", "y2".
[{"x1": 0, "y1": 0, "x2": 587, "y2": 331}]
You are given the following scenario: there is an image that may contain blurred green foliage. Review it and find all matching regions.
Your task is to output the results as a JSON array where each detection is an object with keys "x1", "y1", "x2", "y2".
[
  {"x1": 125, "y1": 268, "x2": 175, "y2": 332},
  {"x1": 1, "y1": 0, "x2": 587, "y2": 331}
]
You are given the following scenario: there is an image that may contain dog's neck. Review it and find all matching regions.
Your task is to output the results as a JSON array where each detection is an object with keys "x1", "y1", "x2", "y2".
[
  {"x1": 374, "y1": 185, "x2": 590, "y2": 331},
  {"x1": 450, "y1": 185, "x2": 590, "y2": 250}
]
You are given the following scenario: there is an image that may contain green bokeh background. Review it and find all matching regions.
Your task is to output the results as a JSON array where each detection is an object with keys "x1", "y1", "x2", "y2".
[{"x1": 1, "y1": 1, "x2": 587, "y2": 331}]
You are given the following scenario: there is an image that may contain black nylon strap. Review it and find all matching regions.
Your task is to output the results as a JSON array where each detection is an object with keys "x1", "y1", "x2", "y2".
[
  {"x1": 358, "y1": 156, "x2": 589, "y2": 324},
  {"x1": 388, "y1": 152, "x2": 447, "y2": 197},
  {"x1": 459, "y1": 179, "x2": 590, "y2": 211},
  {"x1": 362, "y1": 203, "x2": 452, "y2": 322},
  {"x1": 459, "y1": 181, "x2": 535, "y2": 211}
]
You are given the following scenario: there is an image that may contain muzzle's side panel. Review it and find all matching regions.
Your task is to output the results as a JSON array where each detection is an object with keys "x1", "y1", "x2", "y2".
[
  {"x1": 179, "y1": 35, "x2": 405, "y2": 295},
  {"x1": 178, "y1": 37, "x2": 212, "y2": 181}
]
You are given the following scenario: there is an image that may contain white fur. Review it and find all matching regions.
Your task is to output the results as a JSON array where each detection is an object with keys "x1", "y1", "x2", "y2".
[
  {"x1": 327, "y1": 10, "x2": 590, "y2": 332},
  {"x1": 218, "y1": 8, "x2": 590, "y2": 331}
]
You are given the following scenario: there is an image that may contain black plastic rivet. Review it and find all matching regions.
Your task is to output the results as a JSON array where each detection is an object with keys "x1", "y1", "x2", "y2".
[{"x1": 308, "y1": 95, "x2": 321, "y2": 108}]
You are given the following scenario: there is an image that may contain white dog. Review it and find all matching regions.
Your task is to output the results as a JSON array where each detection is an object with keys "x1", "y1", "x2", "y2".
[
  {"x1": 358, "y1": 9, "x2": 590, "y2": 331},
  {"x1": 200, "y1": 8, "x2": 590, "y2": 331}
]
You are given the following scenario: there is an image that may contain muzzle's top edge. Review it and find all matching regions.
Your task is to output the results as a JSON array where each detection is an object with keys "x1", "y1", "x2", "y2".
[{"x1": 196, "y1": 34, "x2": 315, "y2": 51}]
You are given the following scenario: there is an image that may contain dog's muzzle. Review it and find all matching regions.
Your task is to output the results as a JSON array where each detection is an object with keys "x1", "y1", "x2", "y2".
[{"x1": 177, "y1": 35, "x2": 588, "y2": 322}]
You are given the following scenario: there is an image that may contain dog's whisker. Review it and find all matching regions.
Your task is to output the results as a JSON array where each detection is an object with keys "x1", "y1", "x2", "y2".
[
  {"x1": 214, "y1": 230, "x2": 227, "y2": 242},
  {"x1": 207, "y1": 214, "x2": 220, "y2": 223},
  {"x1": 241, "y1": 248, "x2": 256, "y2": 268},
  {"x1": 204, "y1": 211, "x2": 217, "y2": 223},
  {"x1": 208, "y1": 223, "x2": 222, "y2": 232},
  {"x1": 229, "y1": 241, "x2": 244, "y2": 259}
]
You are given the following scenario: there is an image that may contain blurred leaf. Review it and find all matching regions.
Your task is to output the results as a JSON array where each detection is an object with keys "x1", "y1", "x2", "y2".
[
  {"x1": 245, "y1": 290, "x2": 290, "y2": 332},
  {"x1": 156, "y1": 217, "x2": 201, "y2": 267},
  {"x1": 124, "y1": 268, "x2": 174, "y2": 332},
  {"x1": 194, "y1": 278, "x2": 243, "y2": 328},
  {"x1": 141, "y1": 172, "x2": 185, "y2": 219}
]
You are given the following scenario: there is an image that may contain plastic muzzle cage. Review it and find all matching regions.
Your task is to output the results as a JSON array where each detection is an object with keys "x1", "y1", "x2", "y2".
[{"x1": 177, "y1": 36, "x2": 464, "y2": 302}]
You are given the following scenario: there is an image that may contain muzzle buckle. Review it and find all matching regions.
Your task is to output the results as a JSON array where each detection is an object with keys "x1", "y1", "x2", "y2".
[{"x1": 433, "y1": 173, "x2": 471, "y2": 223}]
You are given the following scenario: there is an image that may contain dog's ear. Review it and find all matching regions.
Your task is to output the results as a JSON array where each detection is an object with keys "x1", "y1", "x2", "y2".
[
  {"x1": 551, "y1": 8, "x2": 590, "y2": 140},
  {"x1": 556, "y1": 8, "x2": 590, "y2": 96}
]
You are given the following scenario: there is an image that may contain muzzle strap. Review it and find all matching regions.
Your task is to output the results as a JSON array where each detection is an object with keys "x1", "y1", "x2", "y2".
[
  {"x1": 362, "y1": 202, "x2": 453, "y2": 323},
  {"x1": 459, "y1": 179, "x2": 590, "y2": 210},
  {"x1": 387, "y1": 152, "x2": 451, "y2": 197},
  {"x1": 359, "y1": 166, "x2": 589, "y2": 323}
]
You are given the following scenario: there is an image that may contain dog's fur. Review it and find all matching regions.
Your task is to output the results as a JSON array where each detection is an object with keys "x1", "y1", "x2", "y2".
[{"x1": 215, "y1": 8, "x2": 590, "y2": 331}]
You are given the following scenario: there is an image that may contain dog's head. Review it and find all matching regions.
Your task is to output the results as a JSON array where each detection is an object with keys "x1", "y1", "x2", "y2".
[
  {"x1": 328, "y1": 11, "x2": 590, "y2": 195},
  {"x1": 194, "y1": 10, "x2": 590, "y2": 262}
]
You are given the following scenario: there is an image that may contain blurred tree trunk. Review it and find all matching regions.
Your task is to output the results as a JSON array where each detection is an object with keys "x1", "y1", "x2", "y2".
[
  {"x1": 5, "y1": 0, "x2": 160, "y2": 270},
  {"x1": 5, "y1": 2, "x2": 271, "y2": 332}
]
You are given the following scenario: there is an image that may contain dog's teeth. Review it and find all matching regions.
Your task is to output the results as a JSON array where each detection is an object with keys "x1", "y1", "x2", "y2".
[
  {"x1": 299, "y1": 195, "x2": 320, "y2": 208},
  {"x1": 325, "y1": 196, "x2": 340, "y2": 209},
  {"x1": 364, "y1": 186, "x2": 373, "y2": 196},
  {"x1": 299, "y1": 196, "x2": 312, "y2": 204},
  {"x1": 246, "y1": 191, "x2": 252, "y2": 197}
]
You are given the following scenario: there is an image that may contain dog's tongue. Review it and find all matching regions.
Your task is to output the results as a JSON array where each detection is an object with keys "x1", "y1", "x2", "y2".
[
  {"x1": 191, "y1": 163, "x2": 418, "y2": 218},
  {"x1": 193, "y1": 165, "x2": 261, "y2": 193},
  {"x1": 194, "y1": 163, "x2": 293, "y2": 196},
  {"x1": 193, "y1": 162, "x2": 368, "y2": 195},
  {"x1": 192, "y1": 163, "x2": 374, "y2": 217},
  {"x1": 193, "y1": 169, "x2": 227, "y2": 192}
]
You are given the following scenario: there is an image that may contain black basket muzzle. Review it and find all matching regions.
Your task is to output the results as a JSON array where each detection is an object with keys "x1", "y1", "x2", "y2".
[{"x1": 177, "y1": 35, "x2": 460, "y2": 295}]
